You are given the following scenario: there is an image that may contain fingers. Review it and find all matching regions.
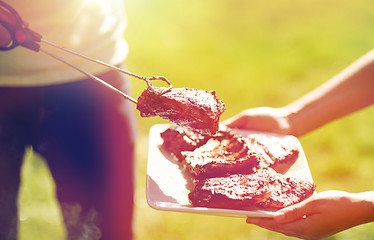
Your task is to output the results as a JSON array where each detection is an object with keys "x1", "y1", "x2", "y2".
[
  {"x1": 245, "y1": 217, "x2": 307, "y2": 238},
  {"x1": 223, "y1": 111, "x2": 267, "y2": 130},
  {"x1": 274, "y1": 200, "x2": 315, "y2": 223},
  {"x1": 0, "y1": 6, "x2": 16, "y2": 25},
  {"x1": 223, "y1": 107, "x2": 293, "y2": 134},
  {"x1": 245, "y1": 217, "x2": 284, "y2": 234},
  {"x1": 222, "y1": 114, "x2": 246, "y2": 129},
  {"x1": 0, "y1": 25, "x2": 12, "y2": 47},
  {"x1": 274, "y1": 206, "x2": 305, "y2": 224}
]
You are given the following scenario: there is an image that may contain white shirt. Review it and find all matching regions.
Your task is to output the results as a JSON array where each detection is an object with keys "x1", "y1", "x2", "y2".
[{"x1": 0, "y1": 0, "x2": 128, "y2": 86}]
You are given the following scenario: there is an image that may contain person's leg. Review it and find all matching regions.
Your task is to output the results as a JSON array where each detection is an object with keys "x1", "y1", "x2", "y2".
[
  {"x1": 0, "y1": 88, "x2": 39, "y2": 240},
  {"x1": 34, "y1": 71, "x2": 136, "y2": 240}
]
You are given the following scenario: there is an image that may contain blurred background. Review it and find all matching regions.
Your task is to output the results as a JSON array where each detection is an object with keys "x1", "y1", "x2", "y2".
[{"x1": 18, "y1": 0, "x2": 374, "y2": 239}]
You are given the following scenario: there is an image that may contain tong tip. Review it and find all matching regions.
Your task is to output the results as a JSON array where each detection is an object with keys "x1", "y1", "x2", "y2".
[{"x1": 146, "y1": 76, "x2": 172, "y2": 95}]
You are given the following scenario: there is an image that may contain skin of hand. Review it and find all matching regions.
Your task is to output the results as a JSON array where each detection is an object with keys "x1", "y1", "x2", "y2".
[
  {"x1": 0, "y1": 24, "x2": 11, "y2": 46},
  {"x1": 223, "y1": 106, "x2": 294, "y2": 136},
  {"x1": 224, "y1": 50, "x2": 374, "y2": 238},
  {"x1": 0, "y1": 5, "x2": 16, "y2": 47},
  {"x1": 246, "y1": 190, "x2": 374, "y2": 240},
  {"x1": 224, "y1": 49, "x2": 374, "y2": 137}
]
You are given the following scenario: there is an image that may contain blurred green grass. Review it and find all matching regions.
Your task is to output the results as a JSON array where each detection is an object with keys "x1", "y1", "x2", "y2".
[{"x1": 19, "y1": 0, "x2": 374, "y2": 239}]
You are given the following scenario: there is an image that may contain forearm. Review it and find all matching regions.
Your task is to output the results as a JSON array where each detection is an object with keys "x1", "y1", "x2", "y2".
[
  {"x1": 285, "y1": 50, "x2": 374, "y2": 137},
  {"x1": 354, "y1": 190, "x2": 374, "y2": 224}
]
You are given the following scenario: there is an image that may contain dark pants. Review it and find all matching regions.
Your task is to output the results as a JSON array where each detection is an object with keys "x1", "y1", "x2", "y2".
[{"x1": 0, "y1": 70, "x2": 136, "y2": 240}]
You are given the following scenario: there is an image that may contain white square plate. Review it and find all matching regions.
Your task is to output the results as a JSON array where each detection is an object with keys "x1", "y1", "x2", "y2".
[{"x1": 146, "y1": 124, "x2": 314, "y2": 218}]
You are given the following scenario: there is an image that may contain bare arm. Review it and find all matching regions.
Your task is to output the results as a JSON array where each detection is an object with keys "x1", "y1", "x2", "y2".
[
  {"x1": 225, "y1": 50, "x2": 374, "y2": 238},
  {"x1": 225, "y1": 49, "x2": 374, "y2": 137},
  {"x1": 285, "y1": 49, "x2": 374, "y2": 136}
]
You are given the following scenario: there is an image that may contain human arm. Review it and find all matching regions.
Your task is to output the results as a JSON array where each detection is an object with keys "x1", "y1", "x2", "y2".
[
  {"x1": 246, "y1": 190, "x2": 374, "y2": 240},
  {"x1": 224, "y1": 49, "x2": 374, "y2": 137}
]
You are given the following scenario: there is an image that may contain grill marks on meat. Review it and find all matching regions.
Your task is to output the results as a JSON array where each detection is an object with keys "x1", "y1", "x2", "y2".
[
  {"x1": 137, "y1": 87, "x2": 226, "y2": 135},
  {"x1": 188, "y1": 169, "x2": 316, "y2": 211},
  {"x1": 161, "y1": 126, "x2": 262, "y2": 178},
  {"x1": 247, "y1": 135, "x2": 300, "y2": 174},
  {"x1": 161, "y1": 126, "x2": 299, "y2": 175},
  {"x1": 160, "y1": 125, "x2": 315, "y2": 211},
  {"x1": 160, "y1": 125, "x2": 210, "y2": 161},
  {"x1": 182, "y1": 135, "x2": 261, "y2": 179}
]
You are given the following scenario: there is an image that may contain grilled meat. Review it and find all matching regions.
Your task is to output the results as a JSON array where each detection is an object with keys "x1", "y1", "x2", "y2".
[
  {"x1": 160, "y1": 125, "x2": 315, "y2": 211},
  {"x1": 247, "y1": 135, "x2": 300, "y2": 173},
  {"x1": 137, "y1": 87, "x2": 226, "y2": 135},
  {"x1": 160, "y1": 125, "x2": 211, "y2": 161},
  {"x1": 188, "y1": 169, "x2": 316, "y2": 211},
  {"x1": 181, "y1": 134, "x2": 261, "y2": 179},
  {"x1": 161, "y1": 125, "x2": 299, "y2": 175}
]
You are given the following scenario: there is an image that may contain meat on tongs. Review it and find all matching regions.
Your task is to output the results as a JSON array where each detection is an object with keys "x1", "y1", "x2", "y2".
[
  {"x1": 0, "y1": 1, "x2": 227, "y2": 135},
  {"x1": 137, "y1": 87, "x2": 226, "y2": 135}
]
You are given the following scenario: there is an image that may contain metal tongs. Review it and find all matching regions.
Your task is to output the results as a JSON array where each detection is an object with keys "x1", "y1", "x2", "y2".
[{"x1": 0, "y1": 0, "x2": 172, "y2": 104}]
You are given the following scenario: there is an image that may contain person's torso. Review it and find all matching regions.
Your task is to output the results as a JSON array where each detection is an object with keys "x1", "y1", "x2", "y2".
[{"x1": 0, "y1": 0, "x2": 128, "y2": 86}]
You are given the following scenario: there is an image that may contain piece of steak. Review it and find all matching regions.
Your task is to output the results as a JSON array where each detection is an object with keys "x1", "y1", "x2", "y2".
[
  {"x1": 248, "y1": 135, "x2": 300, "y2": 174},
  {"x1": 160, "y1": 125, "x2": 211, "y2": 161},
  {"x1": 181, "y1": 132, "x2": 261, "y2": 179},
  {"x1": 188, "y1": 169, "x2": 316, "y2": 211},
  {"x1": 137, "y1": 87, "x2": 226, "y2": 135},
  {"x1": 161, "y1": 125, "x2": 301, "y2": 175}
]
